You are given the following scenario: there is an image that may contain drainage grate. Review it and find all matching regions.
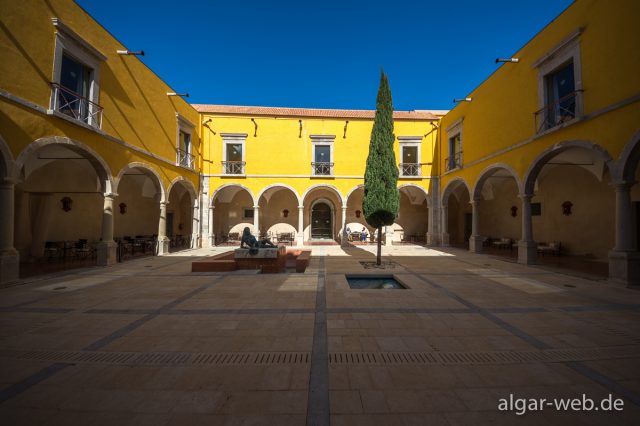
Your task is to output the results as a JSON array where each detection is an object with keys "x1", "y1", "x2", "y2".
[
  {"x1": 328, "y1": 346, "x2": 640, "y2": 365},
  {"x1": 3, "y1": 350, "x2": 311, "y2": 366},
  {"x1": 4, "y1": 346, "x2": 638, "y2": 367}
]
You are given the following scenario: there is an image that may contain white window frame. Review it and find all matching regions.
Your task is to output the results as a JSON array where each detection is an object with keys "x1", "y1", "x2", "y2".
[
  {"x1": 176, "y1": 113, "x2": 195, "y2": 169},
  {"x1": 533, "y1": 28, "x2": 584, "y2": 132},
  {"x1": 221, "y1": 133, "x2": 247, "y2": 175},
  {"x1": 398, "y1": 136, "x2": 422, "y2": 177},
  {"x1": 310, "y1": 135, "x2": 335, "y2": 176},
  {"x1": 445, "y1": 118, "x2": 463, "y2": 172},
  {"x1": 49, "y1": 18, "x2": 106, "y2": 128}
]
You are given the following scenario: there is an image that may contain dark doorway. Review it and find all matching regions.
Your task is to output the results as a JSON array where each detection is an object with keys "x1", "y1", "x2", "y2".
[
  {"x1": 464, "y1": 212, "x2": 472, "y2": 246},
  {"x1": 167, "y1": 212, "x2": 174, "y2": 239},
  {"x1": 311, "y1": 202, "x2": 333, "y2": 239}
]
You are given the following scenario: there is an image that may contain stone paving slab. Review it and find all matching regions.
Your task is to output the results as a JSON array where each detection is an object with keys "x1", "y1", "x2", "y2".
[{"x1": 1, "y1": 245, "x2": 639, "y2": 424}]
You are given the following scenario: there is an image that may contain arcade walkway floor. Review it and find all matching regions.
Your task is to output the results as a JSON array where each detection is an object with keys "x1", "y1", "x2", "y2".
[{"x1": 1, "y1": 245, "x2": 639, "y2": 425}]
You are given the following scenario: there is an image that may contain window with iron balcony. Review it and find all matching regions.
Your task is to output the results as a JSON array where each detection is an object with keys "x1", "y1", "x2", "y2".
[
  {"x1": 221, "y1": 133, "x2": 247, "y2": 175},
  {"x1": 533, "y1": 28, "x2": 584, "y2": 134},
  {"x1": 398, "y1": 137, "x2": 422, "y2": 177},
  {"x1": 176, "y1": 114, "x2": 195, "y2": 169},
  {"x1": 310, "y1": 135, "x2": 335, "y2": 176},
  {"x1": 49, "y1": 18, "x2": 106, "y2": 129}
]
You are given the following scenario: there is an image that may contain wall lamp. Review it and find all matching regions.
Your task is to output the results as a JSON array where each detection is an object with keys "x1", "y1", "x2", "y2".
[
  {"x1": 251, "y1": 118, "x2": 258, "y2": 137},
  {"x1": 495, "y1": 57, "x2": 519, "y2": 63},
  {"x1": 298, "y1": 120, "x2": 303, "y2": 138},
  {"x1": 453, "y1": 97, "x2": 472, "y2": 103},
  {"x1": 167, "y1": 92, "x2": 189, "y2": 97},
  {"x1": 343, "y1": 120, "x2": 349, "y2": 138},
  {"x1": 202, "y1": 118, "x2": 216, "y2": 134},
  {"x1": 117, "y1": 50, "x2": 145, "y2": 56}
]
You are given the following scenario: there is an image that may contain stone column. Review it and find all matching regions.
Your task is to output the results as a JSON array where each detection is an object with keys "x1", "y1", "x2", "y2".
[
  {"x1": 97, "y1": 193, "x2": 118, "y2": 266},
  {"x1": 209, "y1": 205, "x2": 215, "y2": 247},
  {"x1": 517, "y1": 194, "x2": 537, "y2": 265},
  {"x1": 157, "y1": 201, "x2": 169, "y2": 255},
  {"x1": 296, "y1": 205, "x2": 304, "y2": 246},
  {"x1": 609, "y1": 182, "x2": 640, "y2": 286},
  {"x1": 253, "y1": 205, "x2": 260, "y2": 235},
  {"x1": 0, "y1": 179, "x2": 19, "y2": 284},
  {"x1": 469, "y1": 199, "x2": 483, "y2": 253},
  {"x1": 385, "y1": 225, "x2": 394, "y2": 246},
  {"x1": 191, "y1": 199, "x2": 200, "y2": 249},
  {"x1": 441, "y1": 205, "x2": 450, "y2": 246},
  {"x1": 340, "y1": 205, "x2": 348, "y2": 247}
]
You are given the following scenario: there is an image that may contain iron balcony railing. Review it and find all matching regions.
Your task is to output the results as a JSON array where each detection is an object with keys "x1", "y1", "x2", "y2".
[
  {"x1": 445, "y1": 151, "x2": 462, "y2": 172},
  {"x1": 312, "y1": 162, "x2": 333, "y2": 176},
  {"x1": 51, "y1": 82, "x2": 103, "y2": 128},
  {"x1": 400, "y1": 163, "x2": 421, "y2": 176},
  {"x1": 222, "y1": 161, "x2": 245, "y2": 175},
  {"x1": 177, "y1": 148, "x2": 194, "y2": 169},
  {"x1": 534, "y1": 90, "x2": 580, "y2": 133}
]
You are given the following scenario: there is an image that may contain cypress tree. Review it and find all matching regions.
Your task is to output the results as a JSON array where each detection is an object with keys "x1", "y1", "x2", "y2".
[{"x1": 363, "y1": 70, "x2": 399, "y2": 265}]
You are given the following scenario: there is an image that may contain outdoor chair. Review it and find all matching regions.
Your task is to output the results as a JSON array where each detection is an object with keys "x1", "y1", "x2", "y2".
[{"x1": 538, "y1": 241, "x2": 561, "y2": 256}]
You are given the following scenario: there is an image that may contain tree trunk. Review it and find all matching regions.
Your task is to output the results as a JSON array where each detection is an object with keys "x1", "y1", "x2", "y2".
[{"x1": 377, "y1": 227, "x2": 382, "y2": 265}]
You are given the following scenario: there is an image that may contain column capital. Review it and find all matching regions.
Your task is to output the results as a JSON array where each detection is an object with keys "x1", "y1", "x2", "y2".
[
  {"x1": 253, "y1": 205, "x2": 260, "y2": 209},
  {"x1": 518, "y1": 193, "x2": 534, "y2": 201},
  {"x1": 103, "y1": 192, "x2": 118, "y2": 200},
  {"x1": 612, "y1": 181, "x2": 636, "y2": 191},
  {"x1": 298, "y1": 205, "x2": 304, "y2": 210},
  {"x1": 0, "y1": 177, "x2": 19, "y2": 186},
  {"x1": 160, "y1": 200, "x2": 169, "y2": 207},
  {"x1": 341, "y1": 205, "x2": 347, "y2": 211},
  {"x1": 470, "y1": 198, "x2": 480, "y2": 206}
]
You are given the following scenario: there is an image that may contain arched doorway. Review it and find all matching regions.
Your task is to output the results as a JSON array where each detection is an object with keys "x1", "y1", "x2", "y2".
[
  {"x1": 311, "y1": 200, "x2": 333, "y2": 239},
  {"x1": 167, "y1": 178, "x2": 197, "y2": 251},
  {"x1": 471, "y1": 165, "x2": 522, "y2": 255},
  {"x1": 523, "y1": 141, "x2": 614, "y2": 269},
  {"x1": 442, "y1": 178, "x2": 471, "y2": 247},
  {"x1": 13, "y1": 138, "x2": 113, "y2": 274},
  {"x1": 114, "y1": 163, "x2": 165, "y2": 259},
  {"x1": 211, "y1": 184, "x2": 256, "y2": 245},
  {"x1": 257, "y1": 184, "x2": 300, "y2": 243}
]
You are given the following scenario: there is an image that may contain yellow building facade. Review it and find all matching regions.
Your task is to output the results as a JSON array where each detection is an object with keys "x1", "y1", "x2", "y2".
[
  {"x1": 195, "y1": 105, "x2": 438, "y2": 247},
  {"x1": 436, "y1": 0, "x2": 640, "y2": 285},
  {"x1": 1, "y1": 0, "x2": 639, "y2": 286}
]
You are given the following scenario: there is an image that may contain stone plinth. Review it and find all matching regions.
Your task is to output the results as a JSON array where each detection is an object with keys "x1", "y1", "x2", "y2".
[{"x1": 234, "y1": 246, "x2": 286, "y2": 273}]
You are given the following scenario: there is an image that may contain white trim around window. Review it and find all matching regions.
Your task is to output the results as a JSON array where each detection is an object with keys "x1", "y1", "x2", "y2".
[
  {"x1": 534, "y1": 28, "x2": 584, "y2": 120},
  {"x1": 49, "y1": 18, "x2": 106, "y2": 127},
  {"x1": 398, "y1": 136, "x2": 422, "y2": 177},
  {"x1": 221, "y1": 133, "x2": 247, "y2": 175},
  {"x1": 310, "y1": 134, "x2": 335, "y2": 176}
]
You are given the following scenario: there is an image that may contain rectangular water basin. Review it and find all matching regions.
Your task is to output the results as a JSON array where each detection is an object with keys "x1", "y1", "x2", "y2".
[{"x1": 346, "y1": 275, "x2": 408, "y2": 289}]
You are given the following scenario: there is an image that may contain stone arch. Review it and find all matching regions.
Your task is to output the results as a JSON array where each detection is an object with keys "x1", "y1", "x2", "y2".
[
  {"x1": 345, "y1": 184, "x2": 364, "y2": 203},
  {"x1": 398, "y1": 183, "x2": 431, "y2": 207},
  {"x1": 523, "y1": 140, "x2": 614, "y2": 195},
  {"x1": 256, "y1": 183, "x2": 302, "y2": 206},
  {"x1": 441, "y1": 177, "x2": 471, "y2": 205},
  {"x1": 617, "y1": 129, "x2": 640, "y2": 183},
  {"x1": 114, "y1": 162, "x2": 167, "y2": 203},
  {"x1": 167, "y1": 176, "x2": 197, "y2": 202},
  {"x1": 211, "y1": 183, "x2": 256, "y2": 206},
  {"x1": 302, "y1": 184, "x2": 344, "y2": 207},
  {"x1": 14, "y1": 136, "x2": 114, "y2": 192},
  {"x1": 472, "y1": 163, "x2": 523, "y2": 200}
]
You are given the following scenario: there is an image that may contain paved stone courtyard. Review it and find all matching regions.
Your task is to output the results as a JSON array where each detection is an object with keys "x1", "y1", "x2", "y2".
[{"x1": 1, "y1": 245, "x2": 639, "y2": 425}]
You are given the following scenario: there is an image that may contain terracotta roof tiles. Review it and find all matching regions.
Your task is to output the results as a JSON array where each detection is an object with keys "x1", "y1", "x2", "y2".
[{"x1": 192, "y1": 104, "x2": 441, "y2": 120}]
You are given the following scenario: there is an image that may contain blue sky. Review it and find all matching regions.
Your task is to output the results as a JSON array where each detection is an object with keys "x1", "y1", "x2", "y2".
[{"x1": 77, "y1": 0, "x2": 574, "y2": 111}]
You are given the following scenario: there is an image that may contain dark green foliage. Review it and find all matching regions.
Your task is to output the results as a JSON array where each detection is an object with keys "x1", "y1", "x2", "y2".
[{"x1": 363, "y1": 71, "x2": 399, "y2": 230}]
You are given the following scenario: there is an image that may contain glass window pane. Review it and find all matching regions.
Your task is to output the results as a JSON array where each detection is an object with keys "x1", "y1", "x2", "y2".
[
  {"x1": 227, "y1": 143, "x2": 242, "y2": 161},
  {"x1": 315, "y1": 145, "x2": 330, "y2": 163},
  {"x1": 61, "y1": 54, "x2": 89, "y2": 97},
  {"x1": 402, "y1": 146, "x2": 417, "y2": 163}
]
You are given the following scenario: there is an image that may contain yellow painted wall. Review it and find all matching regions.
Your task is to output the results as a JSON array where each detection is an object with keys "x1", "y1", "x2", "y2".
[
  {"x1": 202, "y1": 114, "x2": 436, "y2": 205},
  {"x1": 438, "y1": 0, "x2": 640, "y2": 194},
  {"x1": 0, "y1": 0, "x2": 200, "y2": 193}
]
